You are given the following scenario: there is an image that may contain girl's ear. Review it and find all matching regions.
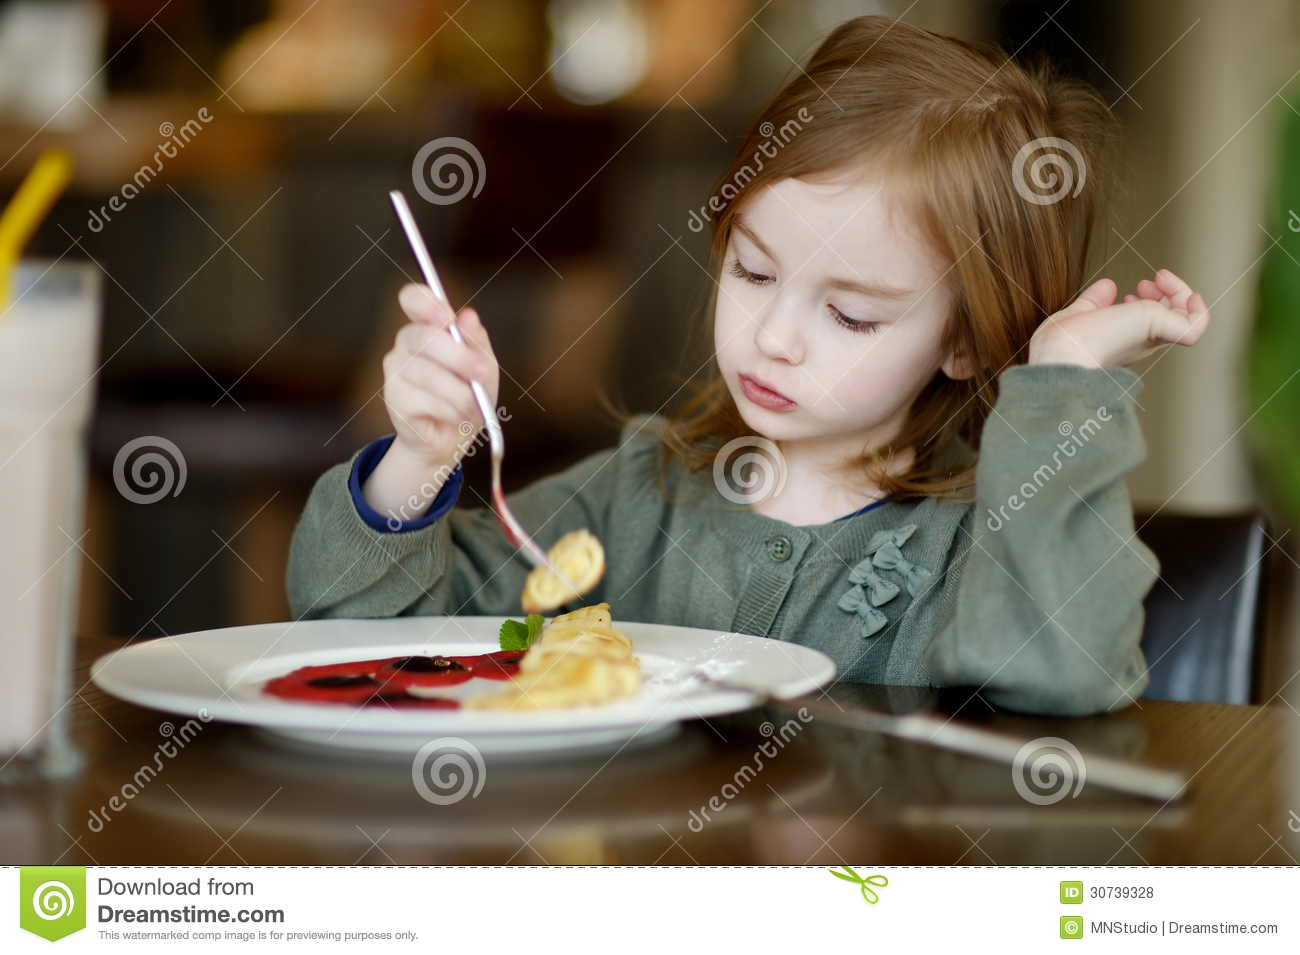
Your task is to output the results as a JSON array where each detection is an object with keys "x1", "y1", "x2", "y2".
[{"x1": 941, "y1": 351, "x2": 975, "y2": 381}]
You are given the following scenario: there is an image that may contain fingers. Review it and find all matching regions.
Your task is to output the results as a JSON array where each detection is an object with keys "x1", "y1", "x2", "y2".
[
  {"x1": 396, "y1": 321, "x2": 492, "y2": 382},
  {"x1": 456, "y1": 306, "x2": 497, "y2": 363},
  {"x1": 398, "y1": 283, "x2": 455, "y2": 327},
  {"x1": 394, "y1": 349, "x2": 480, "y2": 412},
  {"x1": 1143, "y1": 290, "x2": 1211, "y2": 348},
  {"x1": 384, "y1": 287, "x2": 502, "y2": 469},
  {"x1": 1127, "y1": 266, "x2": 1209, "y2": 348},
  {"x1": 1134, "y1": 269, "x2": 1193, "y2": 310},
  {"x1": 1182, "y1": 290, "x2": 1211, "y2": 344},
  {"x1": 1134, "y1": 269, "x2": 1207, "y2": 325},
  {"x1": 1070, "y1": 278, "x2": 1118, "y2": 312},
  {"x1": 388, "y1": 286, "x2": 501, "y2": 449},
  {"x1": 385, "y1": 333, "x2": 486, "y2": 424},
  {"x1": 1152, "y1": 268, "x2": 1193, "y2": 305},
  {"x1": 1135, "y1": 279, "x2": 1164, "y2": 303},
  {"x1": 397, "y1": 285, "x2": 493, "y2": 356},
  {"x1": 385, "y1": 358, "x2": 479, "y2": 426}
]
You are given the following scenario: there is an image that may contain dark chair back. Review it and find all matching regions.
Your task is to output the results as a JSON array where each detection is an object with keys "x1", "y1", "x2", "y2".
[{"x1": 1134, "y1": 512, "x2": 1268, "y2": 705}]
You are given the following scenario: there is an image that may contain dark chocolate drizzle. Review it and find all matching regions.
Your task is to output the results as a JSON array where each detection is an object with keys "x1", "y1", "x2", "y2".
[
  {"x1": 307, "y1": 674, "x2": 379, "y2": 688},
  {"x1": 390, "y1": 655, "x2": 466, "y2": 672}
]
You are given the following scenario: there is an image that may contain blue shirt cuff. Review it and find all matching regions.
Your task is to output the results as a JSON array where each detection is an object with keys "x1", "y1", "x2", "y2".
[{"x1": 348, "y1": 435, "x2": 463, "y2": 533}]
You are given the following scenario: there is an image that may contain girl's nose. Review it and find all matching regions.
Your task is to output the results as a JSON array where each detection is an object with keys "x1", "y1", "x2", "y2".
[{"x1": 752, "y1": 295, "x2": 805, "y2": 365}]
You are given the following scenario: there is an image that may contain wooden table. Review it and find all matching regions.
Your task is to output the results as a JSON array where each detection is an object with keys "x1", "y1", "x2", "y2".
[{"x1": 2, "y1": 636, "x2": 1296, "y2": 866}]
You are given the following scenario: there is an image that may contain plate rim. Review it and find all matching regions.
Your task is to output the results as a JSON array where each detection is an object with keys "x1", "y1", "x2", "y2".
[{"x1": 90, "y1": 616, "x2": 837, "y2": 739}]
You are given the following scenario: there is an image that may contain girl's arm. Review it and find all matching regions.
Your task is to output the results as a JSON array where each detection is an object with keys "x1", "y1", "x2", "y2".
[
  {"x1": 285, "y1": 437, "x2": 632, "y2": 621},
  {"x1": 287, "y1": 279, "x2": 632, "y2": 620},
  {"x1": 924, "y1": 364, "x2": 1156, "y2": 715},
  {"x1": 363, "y1": 283, "x2": 500, "y2": 521},
  {"x1": 924, "y1": 270, "x2": 1210, "y2": 715}
]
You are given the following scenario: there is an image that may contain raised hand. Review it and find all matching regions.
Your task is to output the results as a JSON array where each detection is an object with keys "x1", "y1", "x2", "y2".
[
  {"x1": 1028, "y1": 269, "x2": 1210, "y2": 370},
  {"x1": 362, "y1": 283, "x2": 500, "y2": 518}
]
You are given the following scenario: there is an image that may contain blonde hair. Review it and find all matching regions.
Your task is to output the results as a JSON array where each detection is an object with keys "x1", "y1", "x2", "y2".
[{"x1": 659, "y1": 16, "x2": 1119, "y2": 500}]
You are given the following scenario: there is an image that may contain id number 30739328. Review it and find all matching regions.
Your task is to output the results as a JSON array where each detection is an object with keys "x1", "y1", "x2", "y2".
[{"x1": 1091, "y1": 887, "x2": 1155, "y2": 899}]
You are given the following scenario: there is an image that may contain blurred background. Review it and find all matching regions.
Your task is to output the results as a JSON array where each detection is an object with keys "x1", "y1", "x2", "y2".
[{"x1": 3, "y1": 0, "x2": 1299, "y2": 693}]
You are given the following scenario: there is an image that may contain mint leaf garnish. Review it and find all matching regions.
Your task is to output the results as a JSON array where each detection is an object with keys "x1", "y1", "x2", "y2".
[
  {"x1": 499, "y1": 619, "x2": 529, "y2": 651},
  {"x1": 525, "y1": 612, "x2": 544, "y2": 645},
  {"x1": 499, "y1": 613, "x2": 546, "y2": 651}
]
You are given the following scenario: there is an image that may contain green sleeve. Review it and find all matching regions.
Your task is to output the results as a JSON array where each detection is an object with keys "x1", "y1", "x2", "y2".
[
  {"x1": 285, "y1": 420, "x2": 659, "y2": 620},
  {"x1": 923, "y1": 365, "x2": 1156, "y2": 716}
]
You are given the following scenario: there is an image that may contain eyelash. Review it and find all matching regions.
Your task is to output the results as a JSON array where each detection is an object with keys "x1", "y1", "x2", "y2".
[
  {"x1": 727, "y1": 259, "x2": 772, "y2": 285},
  {"x1": 728, "y1": 259, "x2": 882, "y2": 335},
  {"x1": 829, "y1": 305, "x2": 882, "y2": 335}
]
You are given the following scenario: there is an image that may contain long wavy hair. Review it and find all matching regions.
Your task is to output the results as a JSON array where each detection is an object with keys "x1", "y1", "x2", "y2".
[{"x1": 657, "y1": 16, "x2": 1119, "y2": 501}]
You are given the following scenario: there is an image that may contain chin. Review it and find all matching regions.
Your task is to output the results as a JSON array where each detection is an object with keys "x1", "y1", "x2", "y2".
[{"x1": 735, "y1": 404, "x2": 812, "y2": 442}]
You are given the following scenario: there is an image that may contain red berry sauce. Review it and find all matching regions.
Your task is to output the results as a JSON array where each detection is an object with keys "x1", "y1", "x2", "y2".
[{"x1": 262, "y1": 651, "x2": 516, "y2": 708}]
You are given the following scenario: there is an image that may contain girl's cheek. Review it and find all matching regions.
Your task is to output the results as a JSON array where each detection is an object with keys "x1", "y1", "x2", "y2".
[
  {"x1": 822, "y1": 346, "x2": 907, "y2": 411},
  {"x1": 713, "y1": 303, "x2": 749, "y2": 358}
]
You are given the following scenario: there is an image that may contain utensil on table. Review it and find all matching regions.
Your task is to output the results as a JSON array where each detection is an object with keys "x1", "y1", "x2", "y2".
[
  {"x1": 696, "y1": 672, "x2": 1186, "y2": 803},
  {"x1": 388, "y1": 189, "x2": 579, "y2": 593}
]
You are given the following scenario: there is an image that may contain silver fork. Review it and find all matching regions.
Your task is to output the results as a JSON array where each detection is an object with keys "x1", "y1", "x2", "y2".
[{"x1": 389, "y1": 189, "x2": 579, "y2": 593}]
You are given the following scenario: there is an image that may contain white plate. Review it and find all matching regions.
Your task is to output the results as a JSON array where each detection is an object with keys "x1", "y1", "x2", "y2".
[{"x1": 91, "y1": 617, "x2": 836, "y2": 754}]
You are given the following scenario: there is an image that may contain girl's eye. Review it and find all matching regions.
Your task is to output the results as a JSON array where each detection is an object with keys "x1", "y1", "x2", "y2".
[
  {"x1": 829, "y1": 304, "x2": 882, "y2": 335},
  {"x1": 727, "y1": 259, "x2": 773, "y2": 285}
]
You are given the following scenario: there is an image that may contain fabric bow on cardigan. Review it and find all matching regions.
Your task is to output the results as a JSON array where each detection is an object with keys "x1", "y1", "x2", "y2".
[
  {"x1": 864, "y1": 523, "x2": 917, "y2": 555},
  {"x1": 836, "y1": 585, "x2": 889, "y2": 638},
  {"x1": 872, "y1": 543, "x2": 933, "y2": 598},
  {"x1": 835, "y1": 525, "x2": 924, "y2": 639},
  {"x1": 847, "y1": 558, "x2": 899, "y2": 606},
  {"x1": 835, "y1": 523, "x2": 935, "y2": 638}
]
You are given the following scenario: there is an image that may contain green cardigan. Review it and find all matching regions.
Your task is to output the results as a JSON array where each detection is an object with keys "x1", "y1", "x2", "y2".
[{"x1": 287, "y1": 365, "x2": 1156, "y2": 716}]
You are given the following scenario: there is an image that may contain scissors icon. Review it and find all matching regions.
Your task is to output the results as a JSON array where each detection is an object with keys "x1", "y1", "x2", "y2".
[
  {"x1": 1289, "y1": 809, "x2": 1300, "y2": 833},
  {"x1": 828, "y1": 865, "x2": 889, "y2": 904}
]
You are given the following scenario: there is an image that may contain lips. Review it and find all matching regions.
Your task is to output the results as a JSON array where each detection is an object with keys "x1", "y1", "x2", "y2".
[{"x1": 738, "y1": 373, "x2": 796, "y2": 412}]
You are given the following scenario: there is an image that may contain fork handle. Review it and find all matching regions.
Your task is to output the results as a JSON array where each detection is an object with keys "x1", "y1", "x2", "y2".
[
  {"x1": 389, "y1": 191, "x2": 501, "y2": 434},
  {"x1": 390, "y1": 190, "x2": 576, "y2": 591}
]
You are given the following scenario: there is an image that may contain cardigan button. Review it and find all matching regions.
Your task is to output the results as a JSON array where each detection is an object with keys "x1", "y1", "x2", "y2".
[{"x1": 767, "y1": 536, "x2": 792, "y2": 562}]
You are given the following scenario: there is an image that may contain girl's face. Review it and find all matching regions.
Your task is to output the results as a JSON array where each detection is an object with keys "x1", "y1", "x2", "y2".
[{"x1": 714, "y1": 175, "x2": 962, "y2": 458}]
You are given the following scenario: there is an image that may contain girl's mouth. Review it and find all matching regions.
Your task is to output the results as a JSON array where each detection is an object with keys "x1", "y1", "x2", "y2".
[{"x1": 738, "y1": 374, "x2": 796, "y2": 412}]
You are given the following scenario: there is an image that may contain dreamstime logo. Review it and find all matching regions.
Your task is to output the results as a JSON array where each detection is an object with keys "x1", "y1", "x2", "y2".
[
  {"x1": 19, "y1": 866, "x2": 86, "y2": 940},
  {"x1": 987, "y1": 407, "x2": 1111, "y2": 532},
  {"x1": 88, "y1": 107, "x2": 212, "y2": 232},
  {"x1": 88, "y1": 712, "x2": 212, "y2": 832},
  {"x1": 112, "y1": 436, "x2": 187, "y2": 504},
  {"x1": 412, "y1": 137, "x2": 486, "y2": 205},
  {"x1": 412, "y1": 737, "x2": 486, "y2": 805},
  {"x1": 386, "y1": 405, "x2": 512, "y2": 530},
  {"x1": 687, "y1": 107, "x2": 813, "y2": 232},
  {"x1": 33, "y1": 881, "x2": 74, "y2": 920},
  {"x1": 1012, "y1": 737, "x2": 1086, "y2": 806},
  {"x1": 1011, "y1": 137, "x2": 1086, "y2": 206},
  {"x1": 687, "y1": 709, "x2": 813, "y2": 831},
  {"x1": 712, "y1": 436, "x2": 787, "y2": 506}
]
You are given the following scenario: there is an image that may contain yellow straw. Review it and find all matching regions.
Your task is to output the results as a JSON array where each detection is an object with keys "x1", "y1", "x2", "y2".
[{"x1": 0, "y1": 149, "x2": 76, "y2": 307}]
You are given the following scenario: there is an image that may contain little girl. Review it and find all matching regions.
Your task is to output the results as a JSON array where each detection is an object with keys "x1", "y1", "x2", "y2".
[{"x1": 287, "y1": 18, "x2": 1209, "y2": 716}]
